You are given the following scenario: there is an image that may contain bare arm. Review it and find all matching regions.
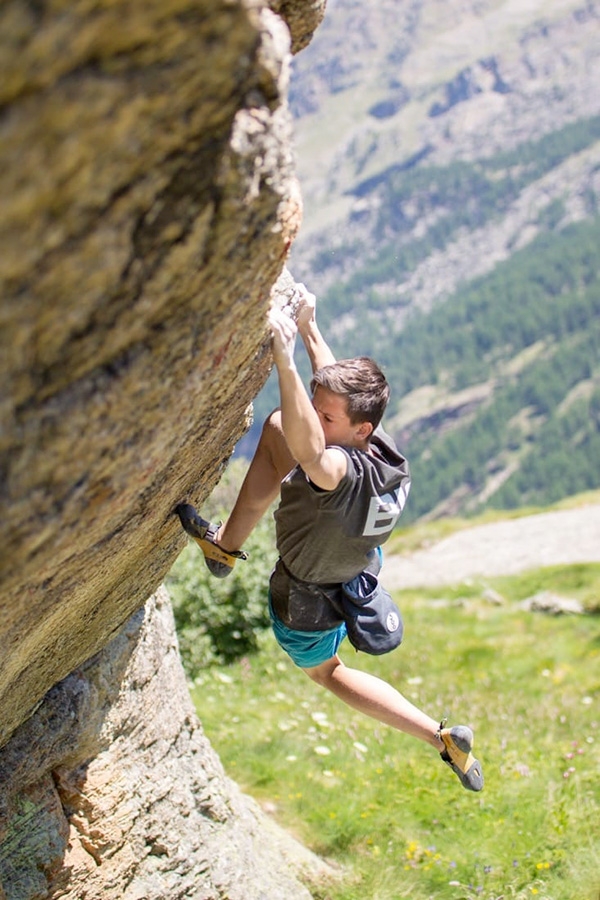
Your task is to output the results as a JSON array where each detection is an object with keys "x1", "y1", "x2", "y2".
[
  {"x1": 269, "y1": 307, "x2": 346, "y2": 491},
  {"x1": 295, "y1": 283, "x2": 336, "y2": 373}
]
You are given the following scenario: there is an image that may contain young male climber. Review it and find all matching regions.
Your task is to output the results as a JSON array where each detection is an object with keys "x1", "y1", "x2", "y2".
[{"x1": 176, "y1": 286, "x2": 483, "y2": 791}]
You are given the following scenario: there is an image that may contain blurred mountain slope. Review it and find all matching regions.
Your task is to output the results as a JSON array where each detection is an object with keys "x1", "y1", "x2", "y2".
[{"x1": 239, "y1": 0, "x2": 600, "y2": 522}]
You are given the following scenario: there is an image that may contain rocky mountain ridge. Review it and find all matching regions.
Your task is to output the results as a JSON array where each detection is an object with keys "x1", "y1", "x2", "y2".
[
  {"x1": 290, "y1": 0, "x2": 600, "y2": 240},
  {"x1": 288, "y1": 0, "x2": 600, "y2": 308}
]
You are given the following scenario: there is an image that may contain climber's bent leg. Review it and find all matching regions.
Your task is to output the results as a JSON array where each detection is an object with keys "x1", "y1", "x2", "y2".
[{"x1": 217, "y1": 409, "x2": 294, "y2": 551}]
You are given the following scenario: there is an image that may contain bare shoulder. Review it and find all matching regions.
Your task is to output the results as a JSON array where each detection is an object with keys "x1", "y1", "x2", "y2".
[{"x1": 302, "y1": 446, "x2": 348, "y2": 492}]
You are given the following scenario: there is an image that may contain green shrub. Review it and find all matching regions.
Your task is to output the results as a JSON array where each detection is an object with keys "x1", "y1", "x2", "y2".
[{"x1": 167, "y1": 461, "x2": 278, "y2": 675}]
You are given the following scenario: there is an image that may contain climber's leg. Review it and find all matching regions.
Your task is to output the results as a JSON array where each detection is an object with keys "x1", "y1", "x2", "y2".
[{"x1": 217, "y1": 409, "x2": 294, "y2": 551}]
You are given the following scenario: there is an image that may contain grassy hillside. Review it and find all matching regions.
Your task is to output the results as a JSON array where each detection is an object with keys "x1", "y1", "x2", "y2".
[
  {"x1": 170, "y1": 482, "x2": 600, "y2": 898},
  {"x1": 188, "y1": 554, "x2": 600, "y2": 900}
]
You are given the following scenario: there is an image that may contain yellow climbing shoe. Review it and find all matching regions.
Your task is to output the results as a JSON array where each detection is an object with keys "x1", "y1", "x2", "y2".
[
  {"x1": 438, "y1": 722, "x2": 484, "y2": 792},
  {"x1": 175, "y1": 503, "x2": 248, "y2": 578}
]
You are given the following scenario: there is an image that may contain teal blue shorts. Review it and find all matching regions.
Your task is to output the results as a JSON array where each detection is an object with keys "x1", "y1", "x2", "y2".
[{"x1": 268, "y1": 594, "x2": 347, "y2": 669}]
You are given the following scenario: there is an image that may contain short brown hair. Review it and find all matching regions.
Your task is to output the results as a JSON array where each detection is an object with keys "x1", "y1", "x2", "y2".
[{"x1": 310, "y1": 357, "x2": 390, "y2": 430}]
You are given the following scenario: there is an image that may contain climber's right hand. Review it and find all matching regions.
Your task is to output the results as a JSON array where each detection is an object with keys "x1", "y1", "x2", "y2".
[{"x1": 268, "y1": 306, "x2": 298, "y2": 371}]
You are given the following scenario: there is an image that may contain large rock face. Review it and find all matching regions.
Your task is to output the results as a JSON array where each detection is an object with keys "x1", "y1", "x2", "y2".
[
  {"x1": 0, "y1": 0, "x2": 328, "y2": 897},
  {"x1": 0, "y1": 589, "x2": 330, "y2": 899}
]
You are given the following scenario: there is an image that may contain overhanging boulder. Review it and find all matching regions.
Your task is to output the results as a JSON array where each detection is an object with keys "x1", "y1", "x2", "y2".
[{"x1": 0, "y1": 0, "x2": 330, "y2": 896}]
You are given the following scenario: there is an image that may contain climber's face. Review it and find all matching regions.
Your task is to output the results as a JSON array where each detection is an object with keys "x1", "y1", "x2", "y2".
[{"x1": 311, "y1": 386, "x2": 372, "y2": 449}]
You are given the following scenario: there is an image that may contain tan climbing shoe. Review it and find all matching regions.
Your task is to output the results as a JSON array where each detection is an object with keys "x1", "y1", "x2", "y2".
[
  {"x1": 438, "y1": 722, "x2": 484, "y2": 792},
  {"x1": 175, "y1": 503, "x2": 247, "y2": 578}
]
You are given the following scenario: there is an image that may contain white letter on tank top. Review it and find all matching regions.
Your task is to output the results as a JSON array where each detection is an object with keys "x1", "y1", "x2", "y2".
[{"x1": 362, "y1": 490, "x2": 404, "y2": 536}]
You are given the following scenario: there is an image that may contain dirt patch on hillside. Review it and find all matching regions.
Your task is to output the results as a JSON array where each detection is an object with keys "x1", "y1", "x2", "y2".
[{"x1": 382, "y1": 503, "x2": 600, "y2": 589}]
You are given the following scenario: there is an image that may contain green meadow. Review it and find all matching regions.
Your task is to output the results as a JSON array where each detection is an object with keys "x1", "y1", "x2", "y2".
[{"x1": 189, "y1": 562, "x2": 600, "y2": 900}]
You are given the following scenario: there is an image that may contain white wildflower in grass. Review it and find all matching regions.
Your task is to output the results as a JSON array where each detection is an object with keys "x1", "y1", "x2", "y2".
[
  {"x1": 407, "y1": 676, "x2": 423, "y2": 686},
  {"x1": 286, "y1": 755, "x2": 297, "y2": 762},
  {"x1": 314, "y1": 745, "x2": 331, "y2": 756},
  {"x1": 278, "y1": 720, "x2": 296, "y2": 732},
  {"x1": 353, "y1": 741, "x2": 368, "y2": 754},
  {"x1": 322, "y1": 770, "x2": 334, "y2": 778},
  {"x1": 311, "y1": 711, "x2": 330, "y2": 726}
]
